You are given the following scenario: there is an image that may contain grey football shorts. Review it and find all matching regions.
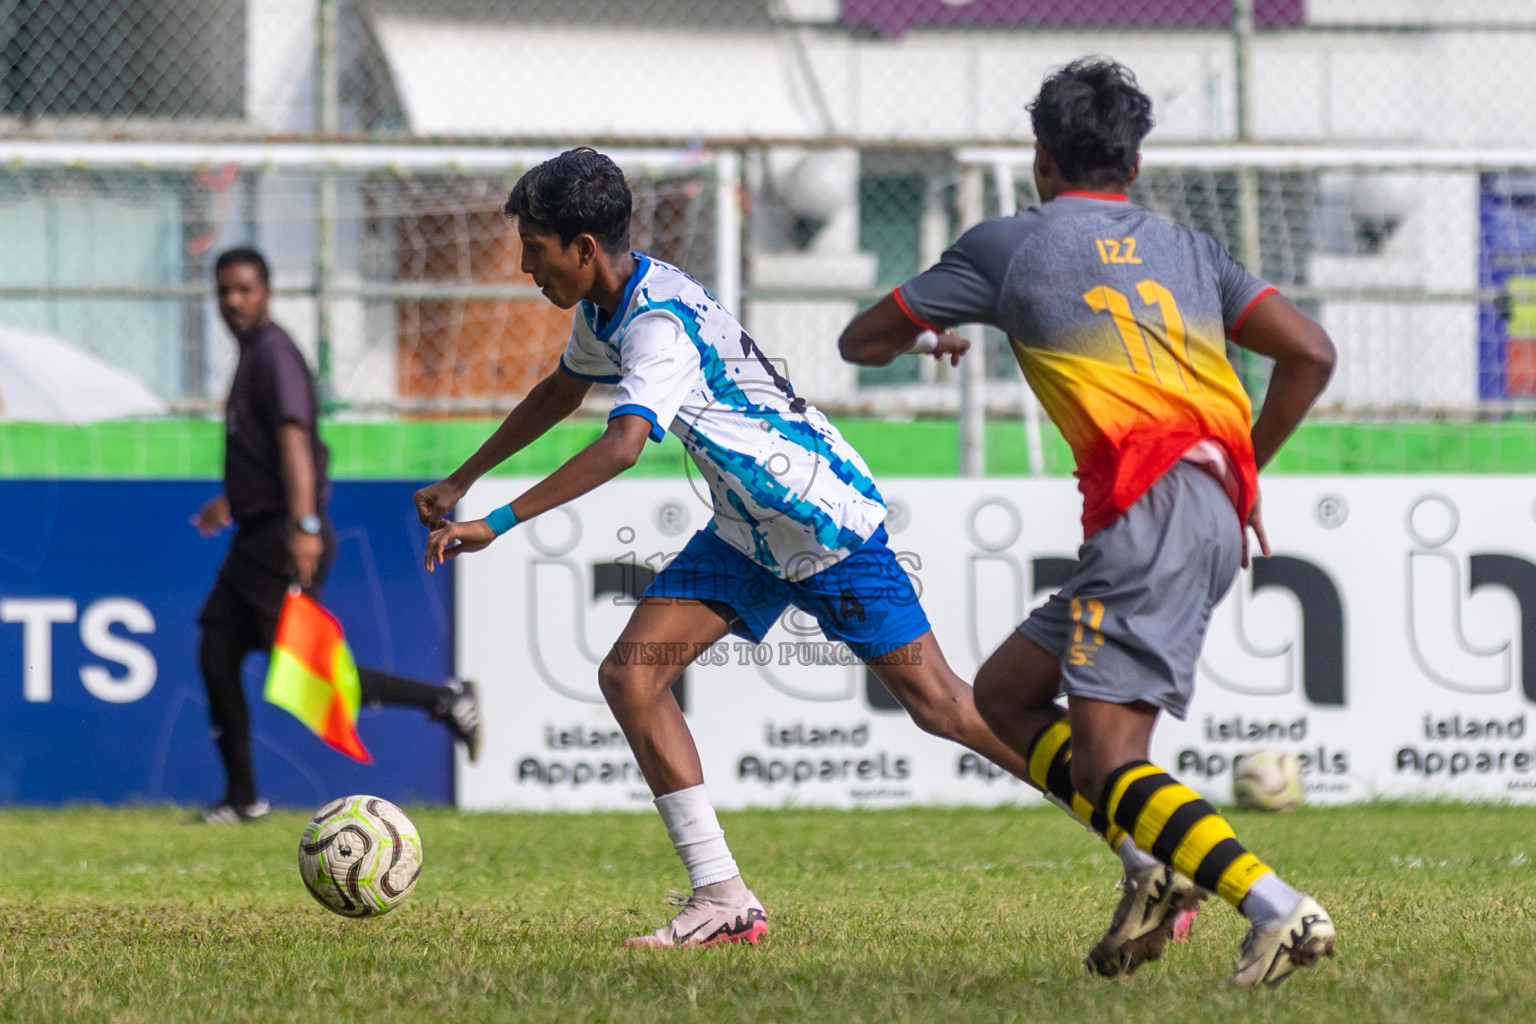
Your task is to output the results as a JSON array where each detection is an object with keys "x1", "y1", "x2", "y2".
[{"x1": 1018, "y1": 461, "x2": 1243, "y2": 720}]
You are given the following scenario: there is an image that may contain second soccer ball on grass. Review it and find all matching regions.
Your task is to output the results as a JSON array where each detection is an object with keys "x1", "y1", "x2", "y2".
[{"x1": 1232, "y1": 749, "x2": 1305, "y2": 813}]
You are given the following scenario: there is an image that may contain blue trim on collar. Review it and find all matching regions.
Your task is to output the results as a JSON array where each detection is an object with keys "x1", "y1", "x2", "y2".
[
  {"x1": 591, "y1": 252, "x2": 651, "y2": 342},
  {"x1": 609, "y1": 402, "x2": 665, "y2": 443},
  {"x1": 559, "y1": 356, "x2": 621, "y2": 385}
]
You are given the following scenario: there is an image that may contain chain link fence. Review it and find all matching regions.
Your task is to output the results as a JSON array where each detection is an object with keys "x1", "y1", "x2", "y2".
[
  {"x1": 0, "y1": 145, "x2": 725, "y2": 412},
  {"x1": 5, "y1": 1, "x2": 1536, "y2": 446}
]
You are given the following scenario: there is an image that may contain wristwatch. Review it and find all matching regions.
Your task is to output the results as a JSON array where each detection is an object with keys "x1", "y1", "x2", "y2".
[{"x1": 294, "y1": 514, "x2": 323, "y2": 536}]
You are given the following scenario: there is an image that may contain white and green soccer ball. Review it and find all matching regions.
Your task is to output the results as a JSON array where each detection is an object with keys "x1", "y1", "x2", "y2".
[
  {"x1": 298, "y1": 795, "x2": 423, "y2": 917},
  {"x1": 1232, "y1": 748, "x2": 1305, "y2": 813}
]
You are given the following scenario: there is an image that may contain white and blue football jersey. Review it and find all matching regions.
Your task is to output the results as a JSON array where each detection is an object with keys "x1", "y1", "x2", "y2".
[{"x1": 560, "y1": 254, "x2": 886, "y2": 581}]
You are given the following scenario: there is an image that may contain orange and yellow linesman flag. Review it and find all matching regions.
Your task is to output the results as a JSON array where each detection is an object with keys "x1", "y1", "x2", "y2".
[{"x1": 263, "y1": 588, "x2": 371, "y2": 763}]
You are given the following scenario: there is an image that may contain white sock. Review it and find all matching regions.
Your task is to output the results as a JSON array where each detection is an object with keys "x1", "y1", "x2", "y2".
[
  {"x1": 1043, "y1": 793, "x2": 1158, "y2": 873},
  {"x1": 1116, "y1": 835, "x2": 1160, "y2": 873},
  {"x1": 1044, "y1": 793, "x2": 1092, "y2": 831},
  {"x1": 654, "y1": 785, "x2": 741, "y2": 891},
  {"x1": 1239, "y1": 872, "x2": 1304, "y2": 927}
]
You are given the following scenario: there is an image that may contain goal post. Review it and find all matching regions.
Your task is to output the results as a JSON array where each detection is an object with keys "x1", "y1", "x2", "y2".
[{"x1": 959, "y1": 144, "x2": 1536, "y2": 414}]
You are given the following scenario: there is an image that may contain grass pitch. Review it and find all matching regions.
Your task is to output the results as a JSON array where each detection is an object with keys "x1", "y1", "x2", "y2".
[{"x1": 1, "y1": 804, "x2": 1532, "y2": 1023}]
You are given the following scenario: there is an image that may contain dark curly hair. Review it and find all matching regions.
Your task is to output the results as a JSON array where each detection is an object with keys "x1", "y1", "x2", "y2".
[
  {"x1": 214, "y1": 247, "x2": 270, "y2": 285},
  {"x1": 503, "y1": 147, "x2": 632, "y2": 255},
  {"x1": 1028, "y1": 58, "x2": 1154, "y2": 189}
]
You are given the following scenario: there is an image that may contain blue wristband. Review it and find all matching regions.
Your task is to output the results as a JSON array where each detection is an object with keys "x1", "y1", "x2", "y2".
[{"x1": 484, "y1": 504, "x2": 520, "y2": 536}]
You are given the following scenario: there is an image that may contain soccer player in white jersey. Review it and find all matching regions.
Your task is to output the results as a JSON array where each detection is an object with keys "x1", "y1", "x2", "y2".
[{"x1": 414, "y1": 147, "x2": 1058, "y2": 947}]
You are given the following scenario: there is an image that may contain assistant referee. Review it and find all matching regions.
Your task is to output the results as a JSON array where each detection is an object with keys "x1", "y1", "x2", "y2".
[{"x1": 191, "y1": 247, "x2": 480, "y2": 824}]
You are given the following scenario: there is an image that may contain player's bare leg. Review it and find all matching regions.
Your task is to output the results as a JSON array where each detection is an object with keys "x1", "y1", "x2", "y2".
[
  {"x1": 863, "y1": 630, "x2": 1036, "y2": 782},
  {"x1": 598, "y1": 597, "x2": 729, "y2": 796},
  {"x1": 973, "y1": 631, "x2": 1074, "y2": 759},
  {"x1": 598, "y1": 597, "x2": 767, "y2": 948},
  {"x1": 1061, "y1": 695, "x2": 1160, "y2": 799},
  {"x1": 975, "y1": 632, "x2": 1204, "y2": 977},
  {"x1": 1067, "y1": 696, "x2": 1334, "y2": 988}
]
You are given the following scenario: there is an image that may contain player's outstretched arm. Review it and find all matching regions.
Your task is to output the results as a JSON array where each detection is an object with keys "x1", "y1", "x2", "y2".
[
  {"x1": 423, "y1": 413, "x2": 651, "y2": 572},
  {"x1": 414, "y1": 369, "x2": 593, "y2": 528},
  {"x1": 838, "y1": 294, "x2": 969, "y2": 367},
  {"x1": 1233, "y1": 293, "x2": 1336, "y2": 471}
]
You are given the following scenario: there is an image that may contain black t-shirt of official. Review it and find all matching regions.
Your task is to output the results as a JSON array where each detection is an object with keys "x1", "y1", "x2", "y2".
[{"x1": 224, "y1": 322, "x2": 331, "y2": 523}]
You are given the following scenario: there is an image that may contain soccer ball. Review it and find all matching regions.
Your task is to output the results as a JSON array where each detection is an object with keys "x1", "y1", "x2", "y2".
[
  {"x1": 1232, "y1": 748, "x2": 1304, "y2": 813},
  {"x1": 298, "y1": 795, "x2": 423, "y2": 917}
]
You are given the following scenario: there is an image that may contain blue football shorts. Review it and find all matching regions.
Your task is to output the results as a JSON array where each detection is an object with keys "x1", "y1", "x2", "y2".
[{"x1": 644, "y1": 525, "x2": 931, "y2": 661}]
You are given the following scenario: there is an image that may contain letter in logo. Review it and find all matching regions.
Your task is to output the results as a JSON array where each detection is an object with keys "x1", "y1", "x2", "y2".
[
  {"x1": 1201, "y1": 555, "x2": 1346, "y2": 708},
  {"x1": 524, "y1": 509, "x2": 607, "y2": 703},
  {"x1": 525, "y1": 511, "x2": 686, "y2": 708},
  {"x1": 964, "y1": 499, "x2": 1025, "y2": 664},
  {"x1": 1405, "y1": 494, "x2": 1536, "y2": 700},
  {"x1": 78, "y1": 598, "x2": 156, "y2": 703},
  {"x1": 1, "y1": 598, "x2": 77, "y2": 702},
  {"x1": 865, "y1": 665, "x2": 904, "y2": 712},
  {"x1": 1470, "y1": 555, "x2": 1536, "y2": 702},
  {"x1": 1254, "y1": 557, "x2": 1346, "y2": 707},
  {"x1": 1031, "y1": 557, "x2": 1076, "y2": 595}
]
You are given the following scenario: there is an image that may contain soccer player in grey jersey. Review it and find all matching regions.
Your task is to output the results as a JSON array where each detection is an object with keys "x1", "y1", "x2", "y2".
[{"x1": 840, "y1": 59, "x2": 1338, "y2": 988}]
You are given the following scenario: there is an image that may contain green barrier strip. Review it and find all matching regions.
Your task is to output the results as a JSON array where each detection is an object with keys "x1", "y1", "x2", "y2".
[{"x1": 0, "y1": 417, "x2": 1532, "y2": 479}]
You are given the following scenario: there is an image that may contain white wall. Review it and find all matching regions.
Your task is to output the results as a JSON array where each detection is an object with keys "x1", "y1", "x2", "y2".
[
  {"x1": 372, "y1": 17, "x2": 1536, "y2": 146},
  {"x1": 246, "y1": 0, "x2": 317, "y2": 134},
  {"x1": 1309, "y1": 0, "x2": 1536, "y2": 26}
]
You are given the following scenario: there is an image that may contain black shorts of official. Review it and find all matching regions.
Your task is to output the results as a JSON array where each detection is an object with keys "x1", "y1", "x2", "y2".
[{"x1": 198, "y1": 514, "x2": 338, "y2": 646}]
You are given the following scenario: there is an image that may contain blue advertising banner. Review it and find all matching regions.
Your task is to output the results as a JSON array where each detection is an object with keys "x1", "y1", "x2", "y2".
[
  {"x1": 1479, "y1": 174, "x2": 1536, "y2": 401},
  {"x1": 0, "y1": 481, "x2": 453, "y2": 807}
]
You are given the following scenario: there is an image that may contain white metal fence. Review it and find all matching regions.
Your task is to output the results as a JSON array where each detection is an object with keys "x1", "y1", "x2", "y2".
[{"x1": 5, "y1": 1, "x2": 1536, "y2": 428}]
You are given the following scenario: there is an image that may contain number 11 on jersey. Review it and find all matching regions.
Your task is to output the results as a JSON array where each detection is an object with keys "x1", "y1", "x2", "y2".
[{"x1": 1082, "y1": 281, "x2": 1202, "y2": 392}]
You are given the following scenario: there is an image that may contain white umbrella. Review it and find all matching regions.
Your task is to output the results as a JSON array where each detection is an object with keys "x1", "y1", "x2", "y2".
[{"x1": 0, "y1": 324, "x2": 167, "y2": 423}]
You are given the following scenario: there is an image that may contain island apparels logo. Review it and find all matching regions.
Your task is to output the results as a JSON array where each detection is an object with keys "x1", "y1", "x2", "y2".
[
  {"x1": 1397, "y1": 494, "x2": 1536, "y2": 788},
  {"x1": 1403, "y1": 494, "x2": 1536, "y2": 700},
  {"x1": 513, "y1": 489, "x2": 924, "y2": 796}
]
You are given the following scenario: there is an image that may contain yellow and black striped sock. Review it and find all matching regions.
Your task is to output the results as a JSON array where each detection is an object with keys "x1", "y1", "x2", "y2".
[
  {"x1": 1023, "y1": 713, "x2": 1130, "y2": 851},
  {"x1": 1101, "y1": 760, "x2": 1275, "y2": 908}
]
